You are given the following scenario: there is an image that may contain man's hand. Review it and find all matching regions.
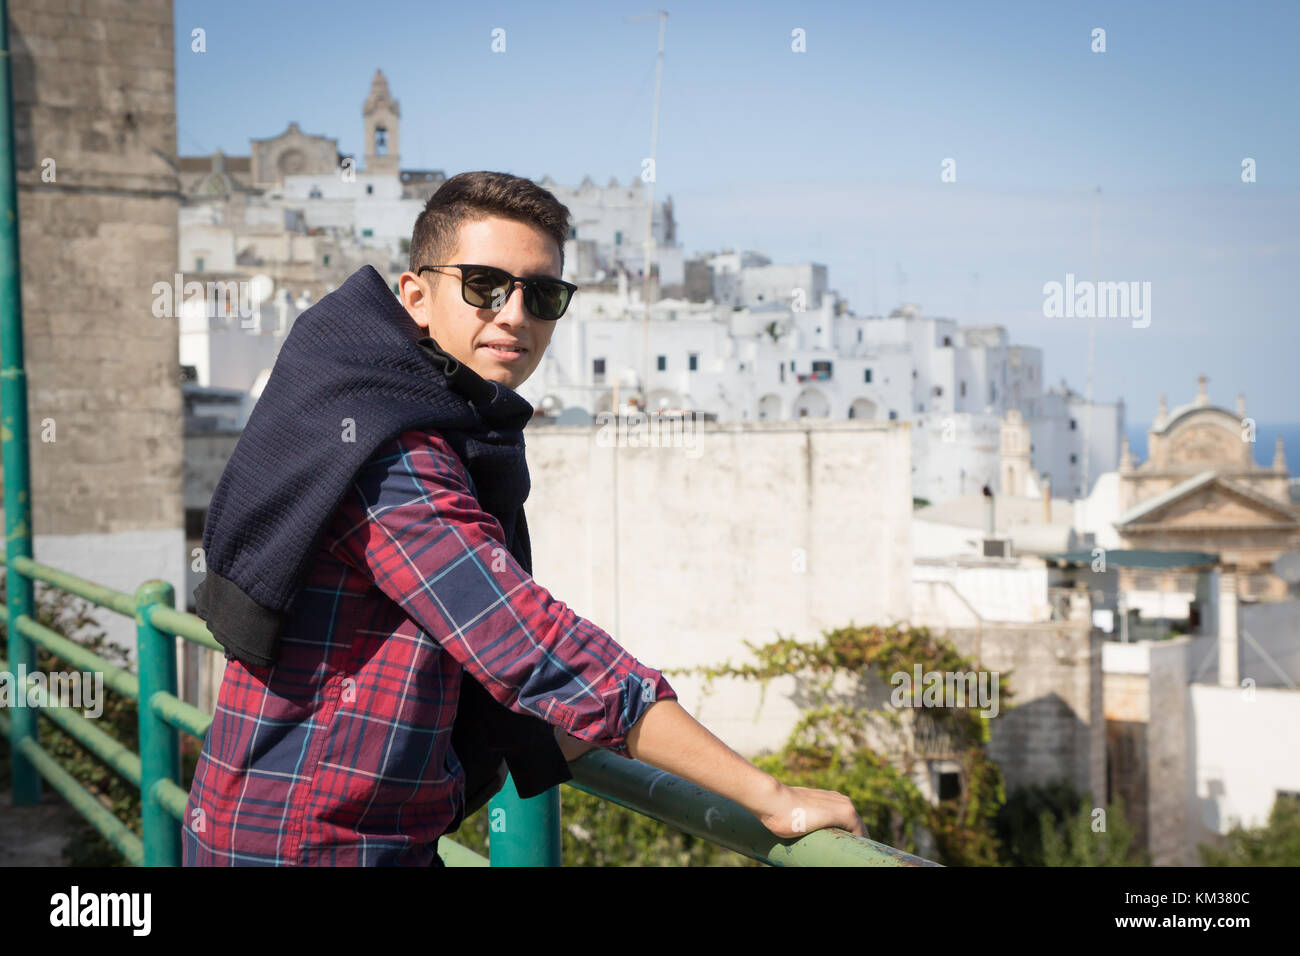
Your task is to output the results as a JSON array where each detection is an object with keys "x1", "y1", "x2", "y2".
[
  {"x1": 753, "y1": 783, "x2": 869, "y2": 840},
  {"x1": 555, "y1": 727, "x2": 599, "y2": 762},
  {"x1": 623, "y1": 700, "x2": 869, "y2": 841}
]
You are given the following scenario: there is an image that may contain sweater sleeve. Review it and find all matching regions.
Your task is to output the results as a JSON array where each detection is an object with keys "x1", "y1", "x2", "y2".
[{"x1": 328, "y1": 427, "x2": 677, "y2": 757}]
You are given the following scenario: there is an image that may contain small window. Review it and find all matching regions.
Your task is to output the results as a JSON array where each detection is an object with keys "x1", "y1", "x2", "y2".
[
  {"x1": 864, "y1": 368, "x2": 872, "y2": 383},
  {"x1": 790, "y1": 360, "x2": 795, "y2": 371},
  {"x1": 960, "y1": 381, "x2": 966, "y2": 397},
  {"x1": 656, "y1": 355, "x2": 666, "y2": 371},
  {"x1": 779, "y1": 364, "x2": 786, "y2": 383},
  {"x1": 937, "y1": 772, "x2": 961, "y2": 801},
  {"x1": 942, "y1": 335, "x2": 952, "y2": 347},
  {"x1": 322, "y1": 255, "x2": 330, "y2": 266},
  {"x1": 195, "y1": 257, "x2": 205, "y2": 272},
  {"x1": 362, "y1": 228, "x2": 373, "y2": 238},
  {"x1": 888, "y1": 410, "x2": 898, "y2": 420},
  {"x1": 1070, "y1": 419, "x2": 1077, "y2": 430},
  {"x1": 593, "y1": 358, "x2": 606, "y2": 375},
  {"x1": 309, "y1": 186, "x2": 323, "y2": 199},
  {"x1": 615, "y1": 231, "x2": 623, "y2": 245},
  {"x1": 366, "y1": 184, "x2": 374, "y2": 195},
  {"x1": 1070, "y1": 453, "x2": 1078, "y2": 464},
  {"x1": 933, "y1": 385, "x2": 943, "y2": 397},
  {"x1": 857, "y1": 329, "x2": 862, "y2": 343},
  {"x1": 688, "y1": 353, "x2": 698, "y2": 371}
]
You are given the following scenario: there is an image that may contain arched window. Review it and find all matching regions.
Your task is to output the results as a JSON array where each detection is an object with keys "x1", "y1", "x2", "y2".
[{"x1": 374, "y1": 126, "x2": 388, "y2": 156}]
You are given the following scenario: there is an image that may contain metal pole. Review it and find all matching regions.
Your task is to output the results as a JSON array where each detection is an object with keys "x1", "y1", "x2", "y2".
[
  {"x1": 136, "y1": 580, "x2": 182, "y2": 865},
  {"x1": 627, "y1": 10, "x2": 667, "y2": 401},
  {"x1": 487, "y1": 772, "x2": 561, "y2": 866},
  {"x1": 0, "y1": 0, "x2": 42, "y2": 806}
]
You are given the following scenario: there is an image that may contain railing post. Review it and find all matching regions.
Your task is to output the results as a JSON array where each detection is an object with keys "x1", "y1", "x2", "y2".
[
  {"x1": 488, "y1": 773, "x2": 561, "y2": 866},
  {"x1": 136, "y1": 580, "x2": 181, "y2": 866},
  {"x1": 0, "y1": 0, "x2": 40, "y2": 807}
]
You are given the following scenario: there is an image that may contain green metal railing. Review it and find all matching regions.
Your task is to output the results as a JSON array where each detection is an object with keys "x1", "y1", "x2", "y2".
[
  {"x1": 0, "y1": 0, "x2": 934, "y2": 868},
  {"x1": 0, "y1": 554, "x2": 936, "y2": 867}
]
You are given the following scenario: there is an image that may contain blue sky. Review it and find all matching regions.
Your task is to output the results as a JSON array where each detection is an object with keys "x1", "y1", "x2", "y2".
[{"x1": 175, "y1": 0, "x2": 1299, "y2": 425}]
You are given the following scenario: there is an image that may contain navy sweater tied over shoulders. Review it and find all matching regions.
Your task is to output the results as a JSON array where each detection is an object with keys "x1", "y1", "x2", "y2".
[{"x1": 193, "y1": 264, "x2": 570, "y2": 817}]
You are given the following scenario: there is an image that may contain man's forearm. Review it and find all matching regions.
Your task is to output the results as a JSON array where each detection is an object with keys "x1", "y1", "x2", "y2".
[{"x1": 622, "y1": 699, "x2": 782, "y2": 817}]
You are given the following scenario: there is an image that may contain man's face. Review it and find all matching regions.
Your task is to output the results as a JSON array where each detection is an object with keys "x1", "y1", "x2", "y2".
[{"x1": 399, "y1": 216, "x2": 562, "y2": 391}]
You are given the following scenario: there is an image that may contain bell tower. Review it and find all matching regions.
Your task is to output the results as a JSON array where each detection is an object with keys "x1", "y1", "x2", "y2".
[{"x1": 363, "y1": 69, "x2": 400, "y2": 175}]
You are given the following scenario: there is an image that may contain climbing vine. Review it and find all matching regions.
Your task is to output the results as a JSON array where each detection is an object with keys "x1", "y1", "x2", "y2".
[{"x1": 660, "y1": 622, "x2": 1011, "y2": 866}]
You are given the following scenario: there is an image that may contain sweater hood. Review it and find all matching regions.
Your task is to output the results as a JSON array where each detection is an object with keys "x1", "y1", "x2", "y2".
[{"x1": 193, "y1": 263, "x2": 536, "y2": 667}]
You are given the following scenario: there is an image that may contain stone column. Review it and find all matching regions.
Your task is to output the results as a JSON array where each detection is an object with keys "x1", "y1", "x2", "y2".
[{"x1": 1217, "y1": 570, "x2": 1239, "y2": 688}]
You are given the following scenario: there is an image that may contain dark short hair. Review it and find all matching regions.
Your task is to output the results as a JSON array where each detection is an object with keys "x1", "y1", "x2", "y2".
[{"x1": 408, "y1": 171, "x2": 571, "y2": 276}]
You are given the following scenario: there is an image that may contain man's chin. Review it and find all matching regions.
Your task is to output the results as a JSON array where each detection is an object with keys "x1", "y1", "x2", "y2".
[{"x1": 472, "y1": 361, "x2": 522, "y2": 391}]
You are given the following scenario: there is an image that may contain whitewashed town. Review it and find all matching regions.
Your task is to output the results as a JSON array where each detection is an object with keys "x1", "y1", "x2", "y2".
[{"x1": 159, "y1": 71, "x2": 1300, "y2": 867}]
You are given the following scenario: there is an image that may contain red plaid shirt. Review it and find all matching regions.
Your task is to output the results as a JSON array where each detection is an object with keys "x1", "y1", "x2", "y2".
[{"x1": 183, "y1": 427, "x2": 677, "y2": 866}]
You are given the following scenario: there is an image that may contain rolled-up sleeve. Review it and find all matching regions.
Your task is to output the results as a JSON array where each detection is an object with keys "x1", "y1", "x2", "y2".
[{"x1": 329, "y1": 427, "x2": 677, "y2": 757}]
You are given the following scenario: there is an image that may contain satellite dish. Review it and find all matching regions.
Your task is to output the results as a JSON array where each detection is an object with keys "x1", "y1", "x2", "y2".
[
  {"x1": 1273, "y1": 550, "x2": 1300, "y2": 585},
  {"x1": 179, "y1": 294, "x2": 206, "y2": 324},
  {"x1": 248, "y1": 273, "x2": 274, "y2": 307}
]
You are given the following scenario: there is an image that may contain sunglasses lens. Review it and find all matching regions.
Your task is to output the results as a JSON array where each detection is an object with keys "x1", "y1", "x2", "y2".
[
  {"x1": 526, "y1": 280, "x2": 571, "y2": 320},
  {"x1": 460, "y1": 266, "x2": 510, "y2": 309}
]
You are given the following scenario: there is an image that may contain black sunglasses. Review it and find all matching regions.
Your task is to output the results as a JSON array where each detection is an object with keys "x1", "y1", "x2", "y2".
[{"x1": 417, "y1": 263, "x2": 578, "y2": 321}]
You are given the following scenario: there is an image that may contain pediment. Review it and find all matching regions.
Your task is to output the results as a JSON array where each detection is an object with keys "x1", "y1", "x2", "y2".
[{"x1": 1120, "y1": 476, "x2": 1297, "y2": 529}]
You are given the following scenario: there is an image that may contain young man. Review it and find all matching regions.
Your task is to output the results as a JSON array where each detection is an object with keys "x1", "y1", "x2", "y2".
[{"x1": 185, "y1": 171, "x2": 864, "y2": 866}]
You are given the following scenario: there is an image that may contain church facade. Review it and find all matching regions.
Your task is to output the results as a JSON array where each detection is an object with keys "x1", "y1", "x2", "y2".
[{"x1": 1115, "y1": 375, "x2": 1297, "y2": 599}]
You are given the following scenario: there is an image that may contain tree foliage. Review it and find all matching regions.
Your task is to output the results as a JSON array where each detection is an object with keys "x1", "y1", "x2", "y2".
[{"x1": 1200, "y1": 795, "x2": 1300, "y2": 866}]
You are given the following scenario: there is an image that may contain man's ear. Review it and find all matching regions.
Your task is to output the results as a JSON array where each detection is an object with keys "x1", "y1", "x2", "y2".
[{"x1": 398, "y1": 271, "x2": 432, "y2": 328}]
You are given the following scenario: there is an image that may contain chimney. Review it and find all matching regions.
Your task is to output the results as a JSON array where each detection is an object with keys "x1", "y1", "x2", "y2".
[
  {"x1": 1042, "y1": 474, "x2": 1052, "y2": 523},
  {"x1": 983, "y1": 484, "x2": 995, "y2": 537},
  {"x1": 1218, "y1": 569, "x2": 1239, "y2": 688}
]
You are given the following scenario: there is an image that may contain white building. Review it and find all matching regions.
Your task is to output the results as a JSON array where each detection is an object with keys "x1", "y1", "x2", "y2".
[{"x1": 520, "y1": 294, "x2": 1124, "y2": 505}]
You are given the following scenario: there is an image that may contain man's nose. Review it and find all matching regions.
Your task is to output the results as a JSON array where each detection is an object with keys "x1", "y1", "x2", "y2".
[{"x1": 494, "y1": 281, "x2": 529, "y2": 322}]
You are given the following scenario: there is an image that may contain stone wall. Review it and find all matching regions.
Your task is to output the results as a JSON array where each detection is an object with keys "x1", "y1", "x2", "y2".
[
  {"x1": 4, "y1": 0, "x2": 184, "y2": 653},
  {"x1": 522, "y1": 419, "x2": 914, "y2": 756},
  {"x1": 930, "y1": 622, "x2": 1105, "y2": 800}
]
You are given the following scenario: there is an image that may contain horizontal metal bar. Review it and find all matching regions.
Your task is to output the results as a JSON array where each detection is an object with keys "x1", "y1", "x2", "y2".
[
  {"x1": 439, "y1": 838, "x2": 490, "y2": 867},
  {"x1": 144, "y1": 602, "x2": 221, "y2": 651},
  {"x1": 153, "y1": 777, "x2": 189, "y2": 824},
  {"x1": 14, "y1": 613, "x2": 138, "y2": 698},
  {"x1": 36, "y1": 700, "x2": 143, "y2": 789},
  {"x1": 14, "y1": 736, "x2": 144, "y2": 866},
  {"x1": 150, "y1": 690, "x2": 211, "y2": 740},
  {"x1": 2, "y1": 553, "x2": 136, "y2": 617},
  {"x1": 566, "y1": 749, "x2": 940, "y2": 867}
]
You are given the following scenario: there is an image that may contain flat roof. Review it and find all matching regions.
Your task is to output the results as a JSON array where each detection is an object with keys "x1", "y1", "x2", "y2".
[{"x1": 1042, "y1": 549, "x2": 1220, "y2": 569}]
